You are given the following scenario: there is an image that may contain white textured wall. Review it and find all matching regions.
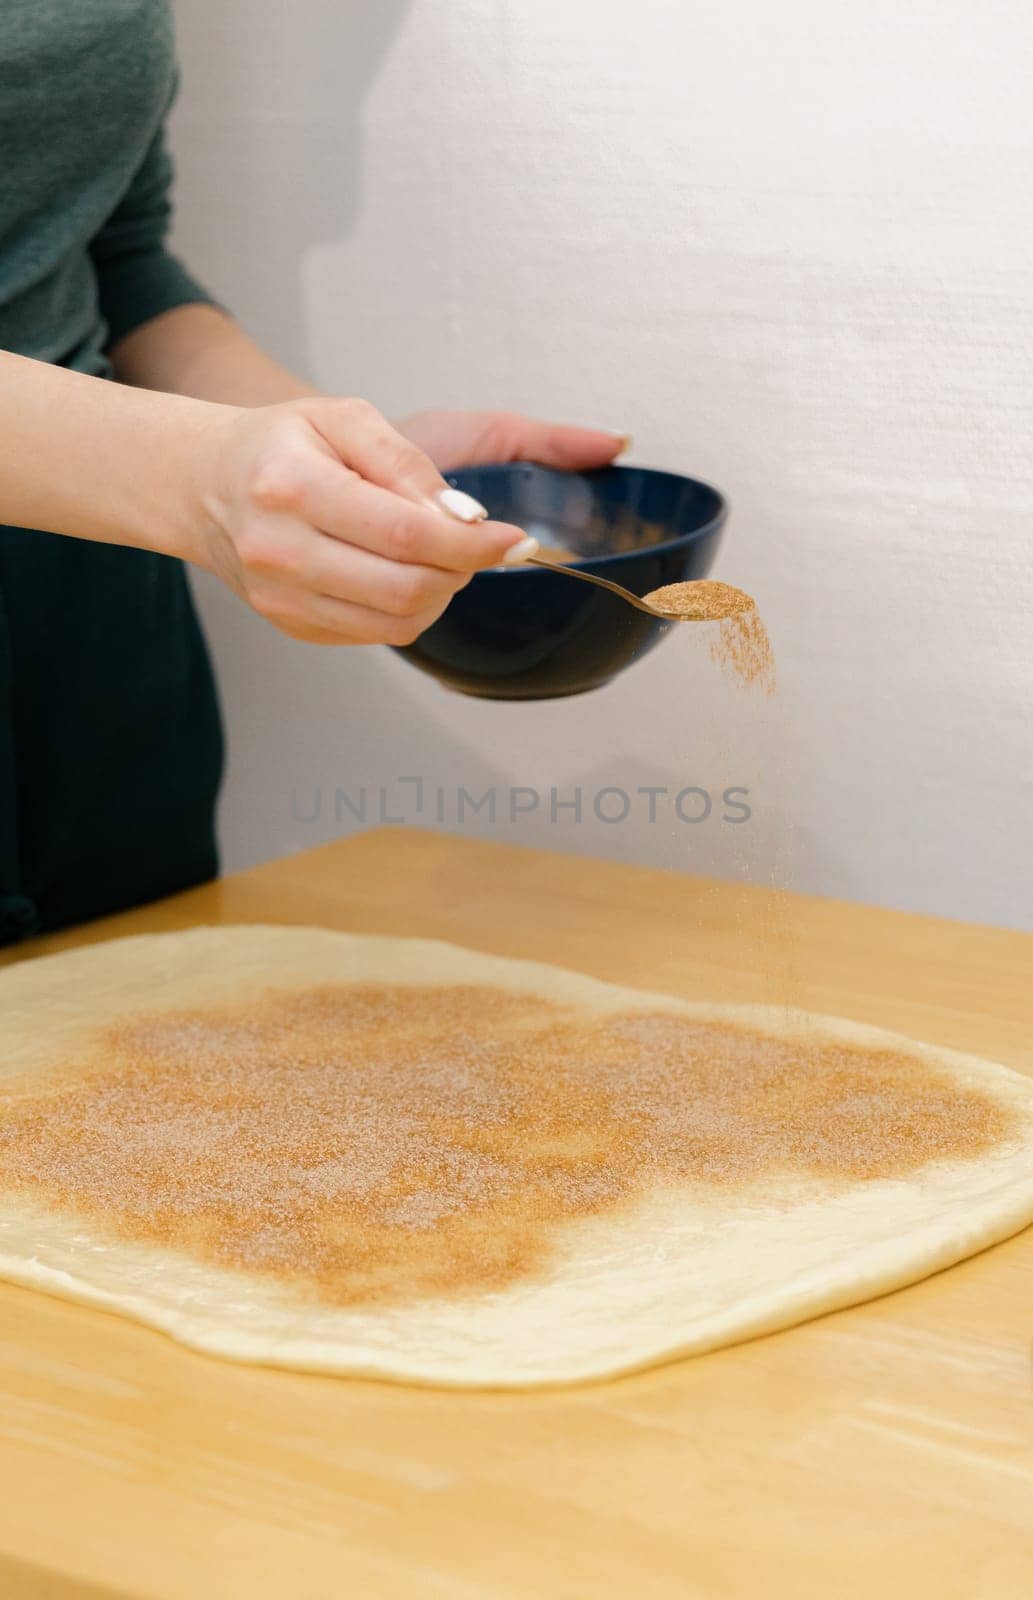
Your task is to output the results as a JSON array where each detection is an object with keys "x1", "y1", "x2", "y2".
[{"x1": 169, "y1": 0, "x2": 1033, "y2": 929}]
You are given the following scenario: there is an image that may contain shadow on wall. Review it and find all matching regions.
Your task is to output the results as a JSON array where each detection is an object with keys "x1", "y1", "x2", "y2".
[{"x1": 169, "y1": 0, "x2": 413, "y2": 370}]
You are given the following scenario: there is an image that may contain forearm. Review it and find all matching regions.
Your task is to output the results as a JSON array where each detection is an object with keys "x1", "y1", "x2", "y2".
[
  {"x1": 0, "y1": 350, "x2": 224, "y2": 562},
  {"x1": 109, "y1": 303, "x2": 319, "y2": 406}
]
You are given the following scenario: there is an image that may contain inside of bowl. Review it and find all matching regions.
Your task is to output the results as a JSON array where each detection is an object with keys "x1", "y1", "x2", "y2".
[
  {"x1": 454, "y1": 464, "x2": 724, "y2": 566},
  {"x1": 527, "y1": 511, "x2": 667, "y2": 561}
]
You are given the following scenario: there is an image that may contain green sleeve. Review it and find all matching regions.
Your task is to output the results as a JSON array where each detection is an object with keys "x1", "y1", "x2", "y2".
[{"x1": 89, "y1": 95, "x2": 217, "y2": 349}]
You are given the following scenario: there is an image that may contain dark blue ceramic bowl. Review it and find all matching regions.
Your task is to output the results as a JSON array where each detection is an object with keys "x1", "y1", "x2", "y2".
[{"x1": 396, "y1": 462, "x2": 727, "y2": 700}]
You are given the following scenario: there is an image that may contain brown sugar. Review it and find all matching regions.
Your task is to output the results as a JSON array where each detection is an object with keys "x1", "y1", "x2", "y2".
[
  {"x1": 646, "y1": 580, "x2": 755, "y2": 621},
  {"x1": 0, "y1": 984, "x2": 1015, "y2": 1310},
  {"x1": 644, "y1": 579, "x2": 776, "y2": 693}
]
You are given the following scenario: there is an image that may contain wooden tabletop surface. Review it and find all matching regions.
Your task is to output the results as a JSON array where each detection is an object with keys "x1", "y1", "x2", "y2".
[{"x1": 1, "y1": 827, "x2": 1031, "y2": 1598}]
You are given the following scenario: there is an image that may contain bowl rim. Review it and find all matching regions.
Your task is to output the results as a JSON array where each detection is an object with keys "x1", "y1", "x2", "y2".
[{"x1": 444, "y1": 460, "x2": 729, "y2": 571}]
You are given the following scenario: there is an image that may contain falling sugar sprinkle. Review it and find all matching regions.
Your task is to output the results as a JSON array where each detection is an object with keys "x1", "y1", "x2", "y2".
[{"x1": 644, "y1": 580, "x2": 776, "y2": 693}]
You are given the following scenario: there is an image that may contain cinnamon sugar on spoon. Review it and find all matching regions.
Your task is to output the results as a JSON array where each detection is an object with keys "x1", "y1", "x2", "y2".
[{"x1": 644, "y1": 580, "x2": 776, "y2": 694}]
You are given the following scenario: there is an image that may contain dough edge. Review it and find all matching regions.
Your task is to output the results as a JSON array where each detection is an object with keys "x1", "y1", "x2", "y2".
[{"x1": 1, "y1": 923, "x2": 1031, "y2": 1390}]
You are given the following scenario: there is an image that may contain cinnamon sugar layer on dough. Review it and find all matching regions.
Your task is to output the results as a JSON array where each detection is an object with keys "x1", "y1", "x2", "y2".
[{"x1": 0, "y1": 985, "x2": 1015, "y2": 1308}]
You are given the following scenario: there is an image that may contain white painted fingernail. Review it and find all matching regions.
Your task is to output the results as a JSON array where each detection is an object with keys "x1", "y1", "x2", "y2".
[
  {"x1": 437, "y1": 487, "x2": 489, "y2": 523},
  {"x1": 500, "y1": 535, "x2": 540, "y2": 566}
]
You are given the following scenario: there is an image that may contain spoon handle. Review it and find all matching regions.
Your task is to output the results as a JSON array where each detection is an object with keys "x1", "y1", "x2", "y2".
[{"x1": 524, "y1": 554, "x2": 668, "y2": 619}]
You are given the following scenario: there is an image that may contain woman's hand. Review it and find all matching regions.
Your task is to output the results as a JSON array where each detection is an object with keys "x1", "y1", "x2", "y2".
[
  {"x1": 196, "y1": 396, "x2": 533, "y2": 645},
  {"x1": 396, "y1": 409, "x2": 630, "y2": 473},
  {"x1": 0, "y1": 350, "x2": 626, "y2": 650}
]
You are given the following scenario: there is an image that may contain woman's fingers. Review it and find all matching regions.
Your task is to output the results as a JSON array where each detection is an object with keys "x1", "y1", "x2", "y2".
[
  {"x1": 255, "y1": 446, "x2": 529, "y2": 573},
  {"x1": 248, "y1": 578, "x2": 449, "y2": 647},
  {"x1": 242, "y1": 517, "x2": 469, "y2": 616},
  {"x1": 312, "y1": 540, "x2": 469, "y2": 616},
  {"x1": 397, "y1": 409, "x2": 629, "y2": 472},
  {"x1": 516, "y1": 420, "x2": 630, "y2": 471},
  {"x1": 307, "y1": 397, "x2": 482, "y2": 520},
  {"x1": 480, "y1": 413, "x2": 629, "y2": 471},
  {"x1": 395, "y1": 409, "x2": 630, "y2": 473}
]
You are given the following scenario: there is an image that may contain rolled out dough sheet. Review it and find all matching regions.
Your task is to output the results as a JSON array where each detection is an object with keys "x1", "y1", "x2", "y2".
[{"x1": 0, "y1": 925, "x2": 1031, "y2": 1388}]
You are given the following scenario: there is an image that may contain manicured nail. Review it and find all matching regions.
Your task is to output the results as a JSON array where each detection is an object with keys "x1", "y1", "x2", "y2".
[
  {"x1": 437, "y1": 487, "x2": 488, "y2": 523},
  {"x1": 500, "y1": 535, "x2": 540, "y2": 566},
  {"x1": 591, "y1": 429, "x2": 632, "y2": 453}
]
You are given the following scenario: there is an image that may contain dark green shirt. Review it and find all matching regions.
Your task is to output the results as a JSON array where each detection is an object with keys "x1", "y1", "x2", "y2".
[
  {"x1": 0, "y1": 0, "x2": 213, "y2": 372},
  {"x1": 0, "y1": 0, "x2": 223, "y2": 945}
]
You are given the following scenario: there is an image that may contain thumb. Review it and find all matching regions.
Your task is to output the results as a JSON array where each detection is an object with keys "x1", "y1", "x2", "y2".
[{"x1": 489, "y1": 414, "x2": 631, "y2": 471}]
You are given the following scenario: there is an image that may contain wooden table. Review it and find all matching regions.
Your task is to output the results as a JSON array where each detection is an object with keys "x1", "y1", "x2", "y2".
[{"x1": 1, "y1": 828, "x2": 1031, "y2": 1599}]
